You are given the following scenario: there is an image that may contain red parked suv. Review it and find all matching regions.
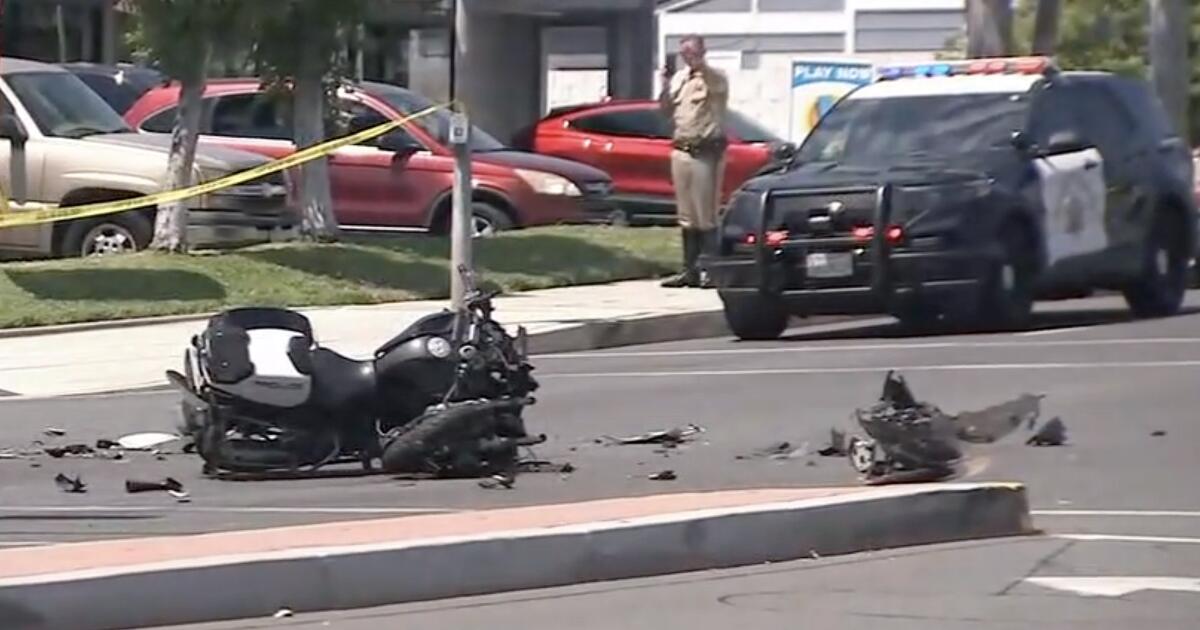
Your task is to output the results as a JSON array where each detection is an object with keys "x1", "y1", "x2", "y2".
[
  {"x1": 514, "y1": 99, "x2": 795, "y2": 225},
  {"x1": 124, "y1": 80, "x2": 614, "y2": 236}
]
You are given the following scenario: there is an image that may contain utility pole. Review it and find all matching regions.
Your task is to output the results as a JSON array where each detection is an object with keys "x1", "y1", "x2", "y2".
[
  {"x1": 1149, "y1": 0, "x2": 1191, "y2": 140},
  {"x1": 447, "y1": 0, "x2": 473, "y2": 310}
]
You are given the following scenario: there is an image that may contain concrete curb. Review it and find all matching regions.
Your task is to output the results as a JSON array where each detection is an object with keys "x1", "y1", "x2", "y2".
[
  {"x1": 526, "y1": 308, "x2": 732, "y2": 354},
  {"x1": 0, "y1": 312, "x2": 214, "y2": 340},
  {"x1": 0, "y1": 483, "x2": 1034, "y2": 630}
]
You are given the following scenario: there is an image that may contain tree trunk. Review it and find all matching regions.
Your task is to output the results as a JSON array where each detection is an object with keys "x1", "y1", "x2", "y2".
[
  {"x1": 150, "y1": 42, "x2": 210, "y2": 253},
  {"x1": 966, "y1": 0, "x2": 1013, "y2": 58},
  {"x1": 1149, "y1": 0, "x2": 1191, "y2": 140},
  {"x1": 1031, "y1": 0, "x2": 1061, "y2": 55},
  {"x1": 293, "y1": 41, "x2": 339, "y2": 242}
]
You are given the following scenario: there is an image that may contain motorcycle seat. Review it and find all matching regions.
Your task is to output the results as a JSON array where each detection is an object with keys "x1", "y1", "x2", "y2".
[{"x1": 311, "y1": 347, "x2": 378, "y2": 412}]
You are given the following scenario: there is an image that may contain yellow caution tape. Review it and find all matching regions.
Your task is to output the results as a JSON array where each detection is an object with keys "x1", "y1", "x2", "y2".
[{"x1": 0, "y1": 102, "x2": 450, "y2": 229}]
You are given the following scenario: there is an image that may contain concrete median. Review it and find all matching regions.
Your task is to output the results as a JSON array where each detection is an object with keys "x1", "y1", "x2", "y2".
[{"x1": 0, "y1": 482, "x2": 1034, "y2": 630}]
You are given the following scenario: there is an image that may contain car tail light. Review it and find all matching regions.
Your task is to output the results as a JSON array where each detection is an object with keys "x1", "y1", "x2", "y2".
[
  {"x1": 765, "y1": 230, "x2": 789, "y2": 247},
  {"x1": 852, "y1": 225, "x2": 904, "y2": 243},
  {"x1": 852, "y1": 226, "x2": 875, "y2": 241},
  {"x1": 886, "y1": 226, "x2": 904, "y2": 243}
]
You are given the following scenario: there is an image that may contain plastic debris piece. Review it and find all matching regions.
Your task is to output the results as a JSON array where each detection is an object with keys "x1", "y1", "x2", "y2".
[
  {"x1": 116, "y1": 432, "x2": 180, "y2": 451},
  {"x1": 605, "y1": 424, "x2": 704, "y2": 446},
  {"x1": 125, "y1": 477, "x2": 185, "y2": 494},
  {"x1": 54, "y1": 473, "x2": 87, "y2": 493},
  {"x1": 1026, "y1": 417, "x2": 1067, "y2": 446},
  {"x1": 648, "y1": 470, "x2": 677, "y2": 481}
]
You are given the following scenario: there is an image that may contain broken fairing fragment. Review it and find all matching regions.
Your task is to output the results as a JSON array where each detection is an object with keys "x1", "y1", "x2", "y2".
[{"x1": 846, "y1": 371, "x2": 962, "y2": 484}]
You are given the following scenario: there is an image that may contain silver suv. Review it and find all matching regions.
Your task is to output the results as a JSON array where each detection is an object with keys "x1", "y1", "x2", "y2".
[{"x1": 0, "y1": 57, "x2": 297, "y2": 258}]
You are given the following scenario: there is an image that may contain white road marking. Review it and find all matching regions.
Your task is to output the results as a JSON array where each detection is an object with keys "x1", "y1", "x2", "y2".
[
  {"x1": 1025, "y1": 576, "x2": 1200, "y2": 597},
  {"x1": 1056, "y1": 534, "x2": 1200, "y2": 545},
  {"x1": 539, "y1": 337, "x2": 1200, "y2": 360},
  {"x1": 0, "y1": 506, "x2": 464, "y2": 515},
  {"x1": 1035, "y1": 510, "x2": 1200, "y2": 518},
  {"x1": 541, "y1": 360, "x2": 1200, "y2": 379},
  {"x1": 1017, "y1": 326, "x2": 1092, "y2": 337}
]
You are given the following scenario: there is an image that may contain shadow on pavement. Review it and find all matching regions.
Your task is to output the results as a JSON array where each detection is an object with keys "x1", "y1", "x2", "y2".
[
  {"x1": 5, "y1": 269, "x2": 226, "y2": 301},
  {"x1": 782, "y1": 306, "x2": 1200, "y2": 343}
]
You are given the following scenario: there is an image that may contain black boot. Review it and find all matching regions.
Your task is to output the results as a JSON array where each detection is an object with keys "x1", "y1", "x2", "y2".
[
  {"x1": 661, "y1": 229, "x2": 700, "y2": 288},
  {"x1": 697, "y1": 229, "x2": 718, "y2": 289}
]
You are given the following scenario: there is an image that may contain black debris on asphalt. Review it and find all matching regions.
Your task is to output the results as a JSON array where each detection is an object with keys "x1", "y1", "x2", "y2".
[
  {"x1": 54, "y1": 473, "x2": 87, "y2": 494},
  {"x1": 648, "y1": 470, "x2": 677, "y2": 481},
  {"x1": 95, "y1": 439, "x2": 120, "y2": 450},
  {"x1": 737, "y1": 441, "x2": 810, "y2": 461},
  {"x1": 604, "y1": 424, "x2": 704, "y2": 446},
  {"x1": 125, "y1": 477, "x2": 185, "y2": 494},
  {"x1": 44, "y1": 444, "x2": 95, "y2": 458},
  {"x1": 43, "y1": 427, "x2": 66, "y2": 437},
  {"x1": 1151, "y1": 430, "x2": 1167, "y2": 437},
  {"x1": 1026, "y1": 417, "x2": 1068, "y2": 446}
]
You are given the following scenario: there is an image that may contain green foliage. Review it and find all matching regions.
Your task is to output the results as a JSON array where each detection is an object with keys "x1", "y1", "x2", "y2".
[{"x1": 124, "y1": 0, "x2": 247, "y2": 79}]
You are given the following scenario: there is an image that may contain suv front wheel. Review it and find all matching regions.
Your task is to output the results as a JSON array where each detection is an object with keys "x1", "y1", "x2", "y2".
[
  {"x1": 60, "y1": 212, "x2": 153, "y2": 258},
  {"x1": 1123, "y1": 209, "x2": 1188, "y2": 318}
]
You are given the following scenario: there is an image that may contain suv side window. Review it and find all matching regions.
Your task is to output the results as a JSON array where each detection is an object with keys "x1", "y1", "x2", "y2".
[
  {"x1": 1027, "y1": 83, "x2": 1088, "y2": 150},
  {"x1": 1076, "y1": 83, "x2": 1139, "y2": 161},
  {"x1": 570, "y1": 110, "x2": 670, "y2": 139},
  {"x1": 140, "y1": 99, "x2": 217, "y2": 134},
  {"x1": 330, "y1": 99, "x2": 424, "y2": 149},
  {"x1": 211, "y1": 93, "x2": 292, "y2": 140}
]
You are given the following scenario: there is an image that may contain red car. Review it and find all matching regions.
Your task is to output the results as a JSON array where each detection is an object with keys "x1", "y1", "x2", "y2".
[
  {"x1": 514, "y1": 100, "x2": 795, "y2": 224},
  {"x1": 124, "y1": 80, "x2": 614, "y2": 236}
]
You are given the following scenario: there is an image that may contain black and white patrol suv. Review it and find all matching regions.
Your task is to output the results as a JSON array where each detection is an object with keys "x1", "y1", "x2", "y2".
[{"x1": 710, "y1": 56, "x2": 1198, "y2": 340}]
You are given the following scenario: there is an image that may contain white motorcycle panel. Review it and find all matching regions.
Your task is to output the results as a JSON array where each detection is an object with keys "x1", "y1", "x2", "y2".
[
  {"x1": 215, "y1": 328, "x2": 312, "y2": 408},
  {"x1": 1034, "y1": 147, "x2": 1108, "y2": 265}
]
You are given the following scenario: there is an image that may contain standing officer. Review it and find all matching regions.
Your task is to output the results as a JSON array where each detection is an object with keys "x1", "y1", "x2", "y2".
[{"x1": 658, "y1": 34, "x2": 729, "y2": 289}]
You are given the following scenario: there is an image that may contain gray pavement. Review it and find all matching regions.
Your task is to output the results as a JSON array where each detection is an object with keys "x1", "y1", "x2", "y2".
[{"x1": 2, "y1": 292, "x2": 1200, "y2": 548}]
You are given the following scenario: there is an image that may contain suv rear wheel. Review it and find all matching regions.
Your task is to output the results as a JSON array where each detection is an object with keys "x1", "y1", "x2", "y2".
[
  {"x1": 1123, "y1": 208, "x2": 1188, "y2": 318},
  {"x1": 60, "y1": 212, "x2": 153, "y2": 258},
  {"x1": 722, "y1": 293, "x2": 789, "y2": 341}
]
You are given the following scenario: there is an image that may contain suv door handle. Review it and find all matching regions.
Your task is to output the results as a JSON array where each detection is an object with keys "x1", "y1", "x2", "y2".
[{"x1": 1084, "y1": 160, "x2": 1099, "y2": 170}]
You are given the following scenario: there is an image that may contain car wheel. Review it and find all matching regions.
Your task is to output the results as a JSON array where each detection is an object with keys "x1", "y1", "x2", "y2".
[
  {"x1": 722, "y1": 293, "x2": 789, "y2": 341},
  {"x1": 61, "y1": 212, "x2": 153, "y2": 258},
  {"x1": 976, "y1": 224, "x2": 1036, "y2": 330},
  {"x1": 1123, "y1": 209, "x2": 1188, "y2": 318},
  {"x1": 471, "y1": 202, "x2": 513, "y2": 238}
]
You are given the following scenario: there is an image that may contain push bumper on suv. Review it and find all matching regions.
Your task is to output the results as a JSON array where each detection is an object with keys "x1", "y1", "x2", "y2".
[
  {"x1": 189, "y1": 186, "x2": 299, "y2": 248},
  {"x1": 709, "y1": 184, "x2": 991, "y2": 316}
]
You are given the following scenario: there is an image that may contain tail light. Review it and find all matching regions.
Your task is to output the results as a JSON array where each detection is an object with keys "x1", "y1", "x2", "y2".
[
  {"x1": 743, "y1": 230, "x2": 790, "y2": 247},
  {"x1": 852, "y1": 225, "x2": 905, "y2": 244}
]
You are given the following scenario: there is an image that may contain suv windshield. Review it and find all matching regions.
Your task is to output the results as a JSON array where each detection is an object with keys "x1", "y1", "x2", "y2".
[
  {"x1": 796, "y1": 91, "x2": 1030, "y2": 165},
  {"x1": 365, "y1": 83, "x2": 507, "y2": 152},
  {"x1": 5, "y1": 71, "x2": 132, "y2": 138}
]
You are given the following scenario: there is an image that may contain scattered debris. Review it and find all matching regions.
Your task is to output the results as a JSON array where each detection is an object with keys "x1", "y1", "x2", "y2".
[
  {"x1": 648, "y1": 470, "x2": 677, "y2": 481},
  {"x1": 478, "y1": 472, "x2": 516, "y2": 490},
  {"x1": 604, "y1": 424, "x2": 704, "y2": 446},
  {"x1": 737, "y1": 441, "x2": 810, "y2": 461},
  {"x1": 560, "y1": 462, "x2": 575, "y2": 474},
  {"x1": 43, "y1": 427, "x2": 66, "y2": 437},
  {"x1": 168, "y1": 490, "x2": 192, "y2": 503},
  {"x1": 817, "y1": 428, "x2": 847, "y2": 457},
  {"x1": 95, "y1": 439, "x2": 120, "y2": 450},
  {"x1": 117, "y1": 432, "x2": 180, "y2": 451},
  {"x1": 44, "y1": 444, "x2": 95, "y2": 458},
  {"x1": 0, "y1": 450, "x2": 24, "y2": 460},
  {"x1": 1026, "y1": 417, "x2": 1067, "y2": 447},
  {"x1": 1151, "y1": 430, "x2": 1167, "y2": 437},
  {"x1": 125, "y1": 478, "x2": 185, "y2": 494},
  {"x1": 54, "y1": 473, "x2": 87, "y2": 494},
  {"x1": 273, "y1": 608, "x2": 294, "y2": 619}
]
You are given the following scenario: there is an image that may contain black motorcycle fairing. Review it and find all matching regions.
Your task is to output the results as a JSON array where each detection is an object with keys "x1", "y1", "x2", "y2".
[
  {"x1": 374, "y1": 310, "x2": 456, "y2": 358},
  {"x1": 211, "y1": 307, "x2": 314, "y2": 338},
  {"x1": 375, "y1": 336, "x2": 457, "y2": 402},
  {"x1": 310, "y1": 348, "x2": 378, "y2": 413}
]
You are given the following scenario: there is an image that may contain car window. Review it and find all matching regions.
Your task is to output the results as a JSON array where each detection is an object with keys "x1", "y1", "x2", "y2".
[
  {"x1": 140, "y1": 98, "x2": 217, "y2": 134},
  {"x1": 1075, "y1": 84, "x2": 1139, "y2": 161},
  {"x1": 330, "y1": 99, "x2": 424, "y2": 149},
  {"x1": 1110, "y1": 78, "x2": 1175, "y2": 142},
  {"x1": 1027, "y1": 84, "x2": 1087, "y2": 148},
  {"x1": 75, "y1": 73, "x2": 147, "y2": 115},
  {"x1": 210, "y1": 92, "x2": 292, "y2": 140},
  {"x1": 570, "y1": 110, "x2": 670, "y2": 139},
  {"x1": 5, "y1": 71, "x2": 131, "y2": 138}
]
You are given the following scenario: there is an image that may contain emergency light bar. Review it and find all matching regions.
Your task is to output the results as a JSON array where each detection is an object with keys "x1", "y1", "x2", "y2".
[{"x1": 875, "y1": 56, "x2": 1057, "y2": 82}]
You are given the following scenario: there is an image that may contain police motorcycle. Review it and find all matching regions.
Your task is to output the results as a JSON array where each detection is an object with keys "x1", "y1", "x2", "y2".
[{"x1": 166, "y1": 266, "x2": 540, "y2": 477}]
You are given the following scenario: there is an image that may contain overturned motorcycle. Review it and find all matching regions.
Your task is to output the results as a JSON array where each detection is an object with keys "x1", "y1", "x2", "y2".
[
  {"x1": 846, "y1": 371, "x2": 1043, "y2": 484},
  {"x1": 166, "y1": 266, "x2": 542, "y2": 478}
]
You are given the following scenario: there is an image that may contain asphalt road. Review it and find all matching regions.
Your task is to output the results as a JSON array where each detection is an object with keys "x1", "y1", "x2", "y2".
[{"x1": 2, "y1": 292, "x2": 1200, "y2": 548}]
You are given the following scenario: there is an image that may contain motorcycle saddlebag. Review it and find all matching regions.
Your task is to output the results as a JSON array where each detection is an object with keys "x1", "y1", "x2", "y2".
[{"x1": 201, "y1": 308, "x2": 314, "y2": 385}]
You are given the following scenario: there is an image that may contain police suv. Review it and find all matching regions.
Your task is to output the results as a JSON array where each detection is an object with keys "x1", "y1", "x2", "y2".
[{"x1": 710, "y1": 56, "x2": 1198, "y2": 340}]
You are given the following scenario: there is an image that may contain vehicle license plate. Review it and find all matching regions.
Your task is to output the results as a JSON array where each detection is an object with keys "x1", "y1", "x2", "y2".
[{"x1": 806, "y1": 252, "x2": 853, "y2": 278}]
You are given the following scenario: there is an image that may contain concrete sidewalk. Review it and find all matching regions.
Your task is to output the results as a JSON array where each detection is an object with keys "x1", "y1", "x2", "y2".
[
  {"x1": 0, "y1": 483, "x2": 1033, "y2": 630},
  {"x1": 0, "y1": 280, "x2": 728, "y2": 399}
]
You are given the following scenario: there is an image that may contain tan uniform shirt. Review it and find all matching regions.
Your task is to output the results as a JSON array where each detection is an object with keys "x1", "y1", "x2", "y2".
[{"x1": 660, "y1": 65, "x2": 729, "y2": 143}]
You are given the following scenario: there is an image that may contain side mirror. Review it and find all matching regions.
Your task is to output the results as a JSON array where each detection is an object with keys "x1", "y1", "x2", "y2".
[
  {"x1": 378, "y1": 131, "x2": 423, "y2": 156},
  {"x1": 772, "y1": 141, "x2": 796, "y2": 164},
  {"x1": 0, "y1": 114, "x2": 29, "y2": 204},
  {"x1": 0, "y1": 114, "x2": 28, "y2": 146},
  {"x1": 1010, "y1": 130, "x2": 1034, "y2": 154}
]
